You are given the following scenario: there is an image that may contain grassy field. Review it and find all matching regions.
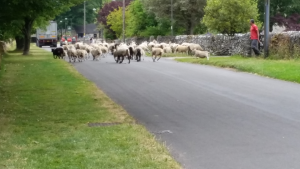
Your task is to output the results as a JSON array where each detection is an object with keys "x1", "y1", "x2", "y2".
[
  {"x1": 176, "y1": 56, "x2": 300, "y2": 83},
  {"x1": 0, "y1": 44, "x2": 181, "y2": 169}
]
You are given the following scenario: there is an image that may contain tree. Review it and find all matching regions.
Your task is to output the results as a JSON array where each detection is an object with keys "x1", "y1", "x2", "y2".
[
  {"x1": 125, "y1": 0, "x2": 159, "y2": 37},
  {"x1": 141, "y1": 0, "x2": 206, "y2": 35},
  {"x1": 107, "y1": 7, "x2": 130, "y2": 38},
  {"x1": 257, "y1": 0, "x2": 300, "y2": 31},
  {"x1": 203, "y1": 0, "x2": 260, "y2": 36},
  {"x1": 97, "y1": 0, "x2": 131, "y2": 39},
  {"x1": 272, "y1": 13, "x2": 300, "y2": 31},
  {"x1": 55, "y1": 0, "x2": 103, "y2": 28},
  {"x1": 0, "y1": 0, "x2": 84, "y2": 55}
]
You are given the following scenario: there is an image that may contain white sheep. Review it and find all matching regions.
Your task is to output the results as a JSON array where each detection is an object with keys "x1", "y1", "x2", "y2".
[
  {"x1": 76, "y1": 49, "x2": 87, "y2": 62},
  {"x1": 175, "y1": 45, "x2": 190, "y2": 54},
  {"x1": 67, "y1": 49, "x2": 77, "y2": 62},
  {"x1": 91, "y1": 47, "x2": 102, "y2": 61},
  {"x1": 193, "y1": 49, "x2": 210, "y2": 60},
  {"x1": 152, "y1": 47, "x2": 164, "y2": 62},
  {"x1": 163, "y1": 46, "x2": 172, "y2": 54}
]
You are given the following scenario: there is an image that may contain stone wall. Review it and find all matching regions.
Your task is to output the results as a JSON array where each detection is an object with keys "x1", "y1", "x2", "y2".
[
  {"x1": 124, "y1": 31, "x2": 300, "y2": 57},
  {"x1": 125, "y1": 33, "x2": 254, "y2": 56}
]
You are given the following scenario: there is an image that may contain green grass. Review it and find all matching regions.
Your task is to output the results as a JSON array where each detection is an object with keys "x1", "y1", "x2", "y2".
[
  {"x1": 176, "y1": 56, "x2": 300, "y2": 83},
  {"x1": 0, "y1": 44, "x2": 181, "y2": 169}
]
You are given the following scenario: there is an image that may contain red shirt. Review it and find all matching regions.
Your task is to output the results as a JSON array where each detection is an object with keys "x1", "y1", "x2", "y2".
[{"x1": 250, "y1": 24, "x2": 259, "y2": 40}]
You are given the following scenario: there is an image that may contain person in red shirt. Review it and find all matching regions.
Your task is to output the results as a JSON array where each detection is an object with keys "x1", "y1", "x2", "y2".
[{"x1": 250, "y1": 19, "x2": 260, "y2": 56}]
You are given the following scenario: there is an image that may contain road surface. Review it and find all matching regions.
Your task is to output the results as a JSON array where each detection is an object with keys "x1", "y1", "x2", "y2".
[{"x1": 43, "y1": 46, "x2": 300, "y2": 169}]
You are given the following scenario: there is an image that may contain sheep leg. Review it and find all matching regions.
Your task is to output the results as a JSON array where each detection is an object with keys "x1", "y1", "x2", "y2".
[
  {"x1": 157, "y1": 54, "x2": 162, "y2": 61},
  {"x1": 152, "y1": 55, "x2": 156, "y2": 62},
  {"x1": 120, "y1": 56, "x2": 124, "y2": 64}
]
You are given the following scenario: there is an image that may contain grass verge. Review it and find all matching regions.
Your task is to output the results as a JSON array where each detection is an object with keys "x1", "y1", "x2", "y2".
[
  {"x1": 0, "y1": 44, "x2": 181, "y2": 169},
  {"x1": 176, "y1": 56, "x2": 300, "y2": 83}
]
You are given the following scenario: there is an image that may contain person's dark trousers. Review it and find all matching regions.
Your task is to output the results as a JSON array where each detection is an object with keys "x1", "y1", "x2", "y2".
[{"x1": 251, "y1": 39, "x2": 260, "y2": 56}]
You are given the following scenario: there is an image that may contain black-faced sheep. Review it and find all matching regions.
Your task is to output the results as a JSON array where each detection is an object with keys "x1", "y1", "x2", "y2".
[
  {"x1": 51, "y1": 48, "x2": 64, "y2": 59},
  {"x1": 113, "y1": 48, "x2": 130, "y2": 64}
]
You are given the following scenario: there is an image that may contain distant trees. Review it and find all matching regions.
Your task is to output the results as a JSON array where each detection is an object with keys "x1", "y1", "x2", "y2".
[
  {"x1": 257, "y1": 0, "x2": 300, "y2": 31},
  {"x1": 97, "y1": 0, "x2": 131, "y2": 39},
  {"x1": 141, "y1": 0, "x2": 207, "y2": 35},
  {"x1": 0, "y1": 0, "x2": 84, "y2": 55},
  {"x1": 272, "y1": 13, "x2": 300, "y2": 31},
  {"x1": 202, "y1": 0, "x2": 260, "y2": 36}
]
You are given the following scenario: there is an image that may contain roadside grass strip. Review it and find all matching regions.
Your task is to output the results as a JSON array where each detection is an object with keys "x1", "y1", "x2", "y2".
[
  {"x1": 176, "y1": 56, "x2": 300, "y2": 83},
  {"x1": 0, "y1": 44, "x2": 181, "y2": 169}
]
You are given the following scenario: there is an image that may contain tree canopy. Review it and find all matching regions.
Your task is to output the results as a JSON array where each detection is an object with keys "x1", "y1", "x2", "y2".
[
  {"x1": 258, "y1": 0, "x2": 300, "y2": 31},
  {"x1": 203, "y1": 0, "x2": 260, "y2": 36},
  {"x1": 141, "y1": 0, "x2": 206, "y2": 35}
]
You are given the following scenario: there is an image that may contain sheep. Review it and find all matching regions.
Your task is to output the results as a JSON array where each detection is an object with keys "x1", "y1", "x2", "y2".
[
  {"x1": 76, "y1": 49, "x2": 87, "y2": 62},
  {"x1": 175, "y1": 45, "x2": 191, "y2": 55},
  {"x1": 67, "y1": 49, "x2": 77, "y2": 62},
  {"x1": 108, "y1": 43, "x2": 116, "y2": 54},
  {"x1": 85, "y1": 46, "x2": 94, "y2": 60},
  {"x1": 51, "y1": 48, "x2": 64, "y2": 59},
  {"x1": 113, "y1": 48, "x2": 130, "y2": 64},
  {"x1": 184, "y1": 43, "x2": 204, "y2": 55},
  {"x1": 91, "y1": 47, "x2": 102, "y2": 61},
  {"x1": 193, "y1": 49, "x2": 210, "y2": 60},
  {"x1": 151, "y1": 47, "x2": 164, "y2": 62},
  {"x1": 170, "y1": 43, "x2": 179, "y2": 53},
  {"x1": 98, "y1": 46, "x2": 108, "y2": 58},
  {"x1": 163, "y1": 46, "x2": 172, "y2": 54},
  {"x1": 134, "y1": 46, "x2": 145, "y2": 61},
  {"x1": 129, "y1": 46, "x2": 135, "y2": 60}
]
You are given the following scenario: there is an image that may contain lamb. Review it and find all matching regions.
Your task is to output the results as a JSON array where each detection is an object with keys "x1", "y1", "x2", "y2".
[
  {"x1": 151, "y1": 47, "x2": 164, "y2": 62},
  {"x1": 193, "y1": 49, "x2": 210, "y2": 60}
]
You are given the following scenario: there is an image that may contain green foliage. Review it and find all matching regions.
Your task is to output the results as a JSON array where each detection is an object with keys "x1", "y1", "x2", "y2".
[
  {"x1": 194, "y1": 22, "x2": 208, "y2": 35},
  {"x1": 141, "y1": 0, "x2": 207, "y2": 35},
  {"x1": 126, "y1": 0, "x2": 158, "y2": 37},
  {"x1": 203, "y1": 0, "x2": 260, "y2": 35},
  {"x1": 257, "y1": 0, "x2": 300, "y2": 30},
  {"x1": 107, "y1": 7, "x2": 130, "y2": 38}
]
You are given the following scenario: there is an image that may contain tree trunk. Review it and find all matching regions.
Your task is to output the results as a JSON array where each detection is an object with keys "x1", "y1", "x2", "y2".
[
  {"x1": 186, "y1": 20, "x2": 195, "y2": 35},
  {"x1": 15, "y1": 36, "x2": 24, "y2": 50},
  {"x1": 22, "y1": 18, "x2": 34, "y2": 55}
]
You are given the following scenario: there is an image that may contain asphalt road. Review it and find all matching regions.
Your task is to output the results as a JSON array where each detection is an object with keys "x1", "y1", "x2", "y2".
[{"x1": 43, "y1": 46, "x2": 300, "y2": 169}]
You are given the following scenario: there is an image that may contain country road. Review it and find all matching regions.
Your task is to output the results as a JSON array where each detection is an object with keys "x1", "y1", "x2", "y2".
[{"x1": 44, "y1": 46, "x2": 300, "y2": 169}]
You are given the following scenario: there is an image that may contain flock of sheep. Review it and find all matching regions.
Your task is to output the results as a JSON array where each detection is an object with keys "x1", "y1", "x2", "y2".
[{"x1": 52, "y1": 39, "x2": 210, "y2": 64}]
